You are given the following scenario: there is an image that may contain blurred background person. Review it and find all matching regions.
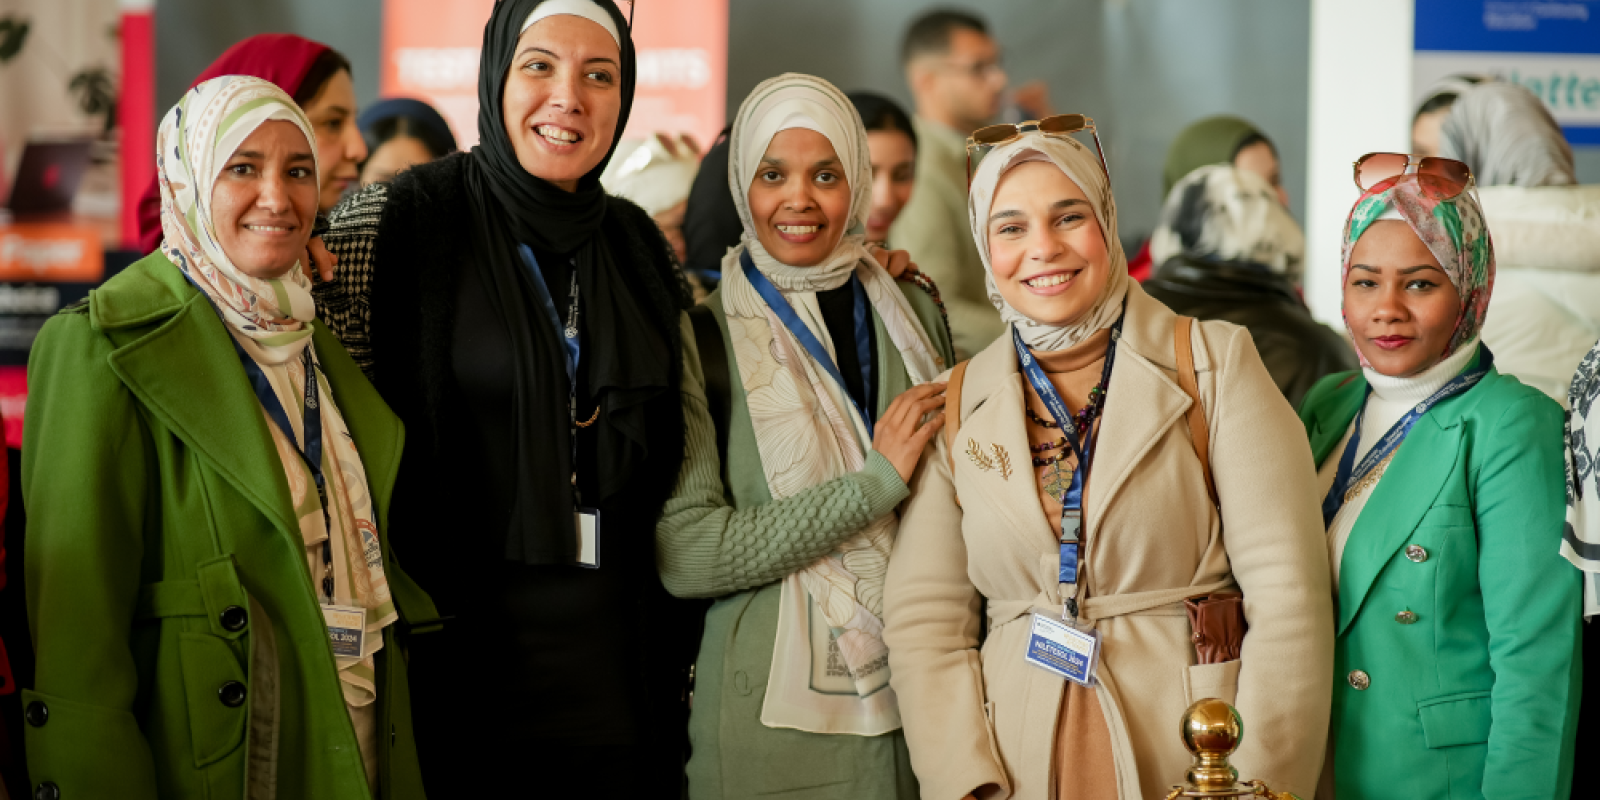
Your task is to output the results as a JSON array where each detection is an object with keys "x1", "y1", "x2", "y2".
[
  {"x1": 135, "y1": 34, "x2": 367, "y2": 252},
  {"x1": 357, "y1": 96, "x2": 458, "y2": 187},
  {"x1": 893, "y1": 9, "x2": 1008, "y2": 358},
  {"x1": 848, "y1": 91, "x2": 918, "y2": 246},
  {"x1": 1144, "y1": 164, "x2": 1354, "y2": 407},
  {"x1": 683, "y1": 128, "x2": 740, "y2": 296},
  {"x1": 602, "y1": 131, "x2": 703, "y2": 266},
  {"x1": 1127, "y1": 115, "x2": 1290, "y2": 281},
  {"x1": 1411, "y1": 74, "x2": 1490, "y2": 157},
  {"x1": 1440, "y1": 81, "x2": 1599, "y2": 406}
]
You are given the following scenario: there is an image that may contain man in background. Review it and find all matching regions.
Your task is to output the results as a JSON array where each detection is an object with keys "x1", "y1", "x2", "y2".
[{"x1": 893, "y1": 9, "x2": 1008, "y2": 358}]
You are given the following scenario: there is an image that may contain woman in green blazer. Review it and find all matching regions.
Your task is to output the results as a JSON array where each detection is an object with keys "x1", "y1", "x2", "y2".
[
  {"x1": 656, "y1": 74, "x2": 955, "y2": 799},
  {"x1": 1299, "y1": 157, "x2": 1580, "y2": 799},
  {"x1": 22, "y1": 77, "x2": 437, "y2": 800}
]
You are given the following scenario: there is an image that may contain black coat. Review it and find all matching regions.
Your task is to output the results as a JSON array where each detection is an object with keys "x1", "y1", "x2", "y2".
[
  {"x1": 316, "y1": 154, "x2": 700, "y2": 794},
  {"x1": 1143, "y1": 256, "x2": 1357, "y2": 409}
]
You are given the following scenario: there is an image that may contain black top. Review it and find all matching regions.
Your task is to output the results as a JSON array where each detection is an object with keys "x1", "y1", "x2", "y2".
[
  {"x1": 316, "y1": 154, "x2": 696, "y2": 793},
  {"x1": 816, "y1": 282, "x2": 876, "y2": 413},
  {"x1": 1143, "y1": 256, "x2": 1358, "y2": 409}
]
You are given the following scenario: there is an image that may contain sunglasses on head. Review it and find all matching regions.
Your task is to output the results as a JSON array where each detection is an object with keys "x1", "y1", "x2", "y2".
[
  {"x1": 965, "y1": 113, "x2": 1109, "y2": 189},
  {"x1": 1352, "y1": 152, "x2": 1473, "y2": 200}
]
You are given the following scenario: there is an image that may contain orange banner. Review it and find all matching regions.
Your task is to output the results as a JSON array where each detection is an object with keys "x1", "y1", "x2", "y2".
[
  {"x1": 0, "y1": 223, "x2": 103, "y2": 283},
  {"x1": 380, "y1": 0, "x2": 728, "y2": 150}
]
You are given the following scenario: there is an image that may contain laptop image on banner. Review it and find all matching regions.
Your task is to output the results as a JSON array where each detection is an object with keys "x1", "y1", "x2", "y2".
[{"x1": 4, "y1": 139, "x2": 94, "y2": 216}]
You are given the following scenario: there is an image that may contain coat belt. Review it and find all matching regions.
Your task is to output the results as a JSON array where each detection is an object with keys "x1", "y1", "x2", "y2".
[{"x1": 987, "y1": 578, "x2": 1237, "y2": 632}]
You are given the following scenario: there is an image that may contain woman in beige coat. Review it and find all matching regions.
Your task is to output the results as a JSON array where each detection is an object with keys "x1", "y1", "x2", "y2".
[{"x1": 882, "y1": 128, "x2": 1334, "y2": 800}]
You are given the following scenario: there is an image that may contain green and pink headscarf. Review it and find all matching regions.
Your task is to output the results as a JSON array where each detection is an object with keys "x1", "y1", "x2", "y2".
[{"x1": 1339, "y1": 174, "x2": 1496, "y2": 366}]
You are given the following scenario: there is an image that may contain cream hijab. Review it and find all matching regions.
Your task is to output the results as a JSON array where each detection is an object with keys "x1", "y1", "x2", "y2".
[
  {"x1": 967, "y1": 132, "x2": 1130, "y2": 351},
  {"x1": 719, "y1": 73, "x2": 942, "y2": 736}
]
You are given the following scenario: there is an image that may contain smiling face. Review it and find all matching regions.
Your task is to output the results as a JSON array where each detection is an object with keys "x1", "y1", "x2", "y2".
[
  {"x1": 502, "y1": 15, "x2": 623, "y2": 192},
  {"x1": 985, "y1": 160, "x2": 1110, "y2": 328},
  {"x1": 300, "y1": 69, "x2": 366, "y2": 211},
  {"x1": 865, "y1": 128, "x2": 916, "y2": 242},
  {"x1": 210, "y1": 120, "x2": 319, "y2": 279},
  {"x1": 746, "y1": 128, "x2": 852, "y2": 267},
  {"x1": 1344, "y1": 220, "x2": 1463, "y2": 377}
]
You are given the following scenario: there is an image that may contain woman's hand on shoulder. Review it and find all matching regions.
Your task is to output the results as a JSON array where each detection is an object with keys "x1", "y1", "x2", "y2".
[
  {"x1": 868, "y1": 243, "x2": 915, "y2": 278},
  {"x1": 873, "y1": 381, "x2": 947, "y2": 483},
  {"x1": 302, "y1": 236, "x2": 337, "y2": 283}
]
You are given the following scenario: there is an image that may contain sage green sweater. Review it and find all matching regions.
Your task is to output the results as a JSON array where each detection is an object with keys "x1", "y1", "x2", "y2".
[{"x1": 659, "y1": 283, "x2": 955, "y2": 800}]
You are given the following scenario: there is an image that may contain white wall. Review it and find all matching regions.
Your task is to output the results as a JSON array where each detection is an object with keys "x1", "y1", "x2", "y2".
[{"x1": 1304, "y1": 0, "x2": 1414, "y2": 324}]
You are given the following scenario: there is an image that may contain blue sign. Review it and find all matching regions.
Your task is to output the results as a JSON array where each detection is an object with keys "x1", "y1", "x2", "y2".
[{"x1": 1414, "y1": 0, "x2": 1600, "y2": 144}]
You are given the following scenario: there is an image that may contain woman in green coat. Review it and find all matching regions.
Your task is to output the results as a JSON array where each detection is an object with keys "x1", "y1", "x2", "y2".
[
  {"x1": 657, "y1": 74, "x2": 955, "y2": 799},
  {"x1": 22, "y1": 76, "x2": 437, "y2": 800},
  {"x1": 1299, "y1": 155, "x2": 1580, "y2": 799}
]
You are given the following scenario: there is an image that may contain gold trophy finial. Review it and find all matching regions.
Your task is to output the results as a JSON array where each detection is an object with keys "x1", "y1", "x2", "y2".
[
  {"x1": 1165, "y1": 698, "x2": 1299, "y2": 800},
  {"x1": 1181, "y1": 698, "x2": 1242, "y2": 790}
]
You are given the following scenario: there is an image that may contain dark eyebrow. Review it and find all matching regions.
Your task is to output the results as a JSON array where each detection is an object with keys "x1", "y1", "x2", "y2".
[
  {"x1": 286, "y1": 152, "x2": 315, "y2": 164},
  {"x1": 1399, "y1": 265, "x2": 1446, "y2": 275},
  {"x1": 760, "y1": 156, "x2": 785, "y2": 167},
  {"x1": 1051, "y1": 199, "x2": 1091, "y2": 211},
  {"x1": 988, "y1": 209, "x2": 1024, "y2": 223},
  {"x1": 232, "y1": 150, "x2": 265, "y2": 160},
  {"x1": 811, "y1": 158, "x2": 840, "y2": 169},
  {"x1": 1349, "y1": 264, "x2": 1378, "y2": 273},
  {"x1": 516, "y1": 46, "x2": 557, "y2": 62}
]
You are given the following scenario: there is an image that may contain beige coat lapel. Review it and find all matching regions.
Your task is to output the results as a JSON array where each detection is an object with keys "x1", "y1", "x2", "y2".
[
  {"x1": 1084, "y1": 286, "x2": 1195, "y2": 533},
  {"x1": 952, "y1": 336, "x2": 1058, "y2": 565}
]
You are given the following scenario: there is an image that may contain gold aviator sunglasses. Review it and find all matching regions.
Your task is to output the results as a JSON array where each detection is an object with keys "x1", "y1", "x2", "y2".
[{"x1": 965, "y1": 114, "x2": 1110, "y2": 188}]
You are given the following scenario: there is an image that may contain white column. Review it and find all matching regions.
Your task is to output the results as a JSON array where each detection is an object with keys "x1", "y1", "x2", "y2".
[{"x1": 1304, "y1": 0, "x2": 1416, "y2": 324}]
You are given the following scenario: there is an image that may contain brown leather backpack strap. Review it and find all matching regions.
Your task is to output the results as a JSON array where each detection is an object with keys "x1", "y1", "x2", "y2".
[
  {"x1": 1174, "y1": 317, "x2": 1218, "y2": 506},
  {"x1": 944, "y1": 359, "x2": 971, "y2": 479}
]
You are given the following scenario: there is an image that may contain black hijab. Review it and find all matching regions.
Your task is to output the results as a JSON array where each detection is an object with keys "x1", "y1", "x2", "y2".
[{"x1": 462, "y1": 0, "x2": 670, "y2": 564}]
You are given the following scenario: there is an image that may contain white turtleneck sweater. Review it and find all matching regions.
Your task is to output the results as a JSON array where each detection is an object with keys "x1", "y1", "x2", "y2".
[{"x1": 1318, "y1": 340, "x2": 1482, "y2": 586}]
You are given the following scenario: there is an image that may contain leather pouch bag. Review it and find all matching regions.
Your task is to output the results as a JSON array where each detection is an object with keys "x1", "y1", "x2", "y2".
[
  {"x1": 1184, "y1": 592, "x2": 1247, "y2": 664},
  {"x1": 1174, "y1": 317, "x2": 1248, "y2": 665}
]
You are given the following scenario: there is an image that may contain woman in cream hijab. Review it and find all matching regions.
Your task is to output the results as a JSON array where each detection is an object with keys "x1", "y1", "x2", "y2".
[
  {"x1": 656, "y1": 73, "x2": 955, "y2": 799},
  {"x1": 883, "y1": 129, "x2": 1333, "y2": 799}
]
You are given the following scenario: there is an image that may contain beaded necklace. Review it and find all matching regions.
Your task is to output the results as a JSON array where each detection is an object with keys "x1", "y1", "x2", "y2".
[{"x1": 1026, "y1": 382, "x2": 1106, "y2": 467}]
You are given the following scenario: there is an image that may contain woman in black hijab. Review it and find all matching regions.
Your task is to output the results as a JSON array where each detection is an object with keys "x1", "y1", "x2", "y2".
[{"x1": 313, "y1": 0, "x2": 697, "y2": 793}]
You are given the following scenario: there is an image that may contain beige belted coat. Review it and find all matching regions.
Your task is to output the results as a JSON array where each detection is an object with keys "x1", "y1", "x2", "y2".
[{"x1": 883, "y1": 284, "x2": 1334, "y2": 800}]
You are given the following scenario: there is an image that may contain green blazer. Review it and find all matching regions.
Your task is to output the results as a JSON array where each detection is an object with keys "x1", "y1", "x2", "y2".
[
  {"x1": 1299, "y1": 355, "x2": 1580, "y2": 800},
  {"x1": 659, "y1": 283, "x2": 955, "y2": 800},
  {"x1": 22, "y1": 253, "x2": 440, "y2": 800}
]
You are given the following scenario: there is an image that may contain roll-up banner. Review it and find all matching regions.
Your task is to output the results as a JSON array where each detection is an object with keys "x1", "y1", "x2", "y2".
[
  {"x1": 380, "y1": 0, "x2": 728, "y2": 150},
  {"x1": 1414, "y1": 0, "x2": 1600, "y2": 144}
]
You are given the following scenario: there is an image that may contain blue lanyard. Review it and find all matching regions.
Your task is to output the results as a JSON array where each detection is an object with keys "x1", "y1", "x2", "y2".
[
  {"x1": 236, "y1": 339, "x2": 336, "y2": 602},
  {"x1": 741, "y1": 251, "x2": 877, "y2": 437},
  {"x1": 1012, "y1": 306, "x2": 1124, "y2": 598},
  {"x1": 1321, "y1": 348, "x2": 1493, "y2": 528},
  {"x1": 518, "y1": 245, "x2": 584, "y2": 502},
  {"x1": 184, "y1": 273, "x2": 336, "y2": 601}
]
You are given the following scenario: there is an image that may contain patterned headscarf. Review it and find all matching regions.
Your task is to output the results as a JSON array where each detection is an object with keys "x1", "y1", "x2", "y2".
[
  {"x1": 157, "y1": 75, "x2": 319, "y2": 356},
  {"x1": 1149, "y1": 164, "x2": 1305, "y2": 279},
  {"x1": 1340, "y1": 174, "x2": 1495, "y2": 366},
  {"x1": 967, "y1": 132, "x2": 1130, "y2": 351}
]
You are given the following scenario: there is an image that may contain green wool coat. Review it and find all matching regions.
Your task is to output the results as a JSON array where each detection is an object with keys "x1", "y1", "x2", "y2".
[
  {"x1": 658, "y1": 284, "x2": 955, "y2": 800},
  {"x1": 22, "y1": 253, "x2": 440, "y2": 800},
  {"x1": 1299, "y1": 354, "x2": 1581, "y2": 800}
]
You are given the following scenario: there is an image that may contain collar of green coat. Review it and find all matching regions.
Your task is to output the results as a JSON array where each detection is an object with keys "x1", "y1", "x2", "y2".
[
  {"x1": 1304, "y1": 346, "x2": 1498, "y2": 635},
  {"x1": 91, "y1": 253, "x2": 403, "y2": 549}
]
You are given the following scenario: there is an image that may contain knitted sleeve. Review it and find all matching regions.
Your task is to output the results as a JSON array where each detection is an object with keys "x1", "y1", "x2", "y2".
[
  {"x1": 314, "y1": 182, "x2": 388, "y2": 378},
  {"x1": 655, "y1": 313, "x2": 910, "y2": 599}
]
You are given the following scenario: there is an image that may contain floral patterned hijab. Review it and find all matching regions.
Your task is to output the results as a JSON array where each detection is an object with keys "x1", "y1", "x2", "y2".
[
  {"x1": 1340, "y1": 174, "x2": 1496, "y2": 366},
  {"x1": 157, "y1": 75, "x2": 319, "y2": 357}
]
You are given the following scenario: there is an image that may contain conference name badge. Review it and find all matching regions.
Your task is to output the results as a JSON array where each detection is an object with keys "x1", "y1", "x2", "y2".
[
  {"x1": 1024, "y1": 613, "x2": 1099, "y2": 686},
  {"x1": 322, "y1": 604, "x2": 366, "y2": 659}
]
